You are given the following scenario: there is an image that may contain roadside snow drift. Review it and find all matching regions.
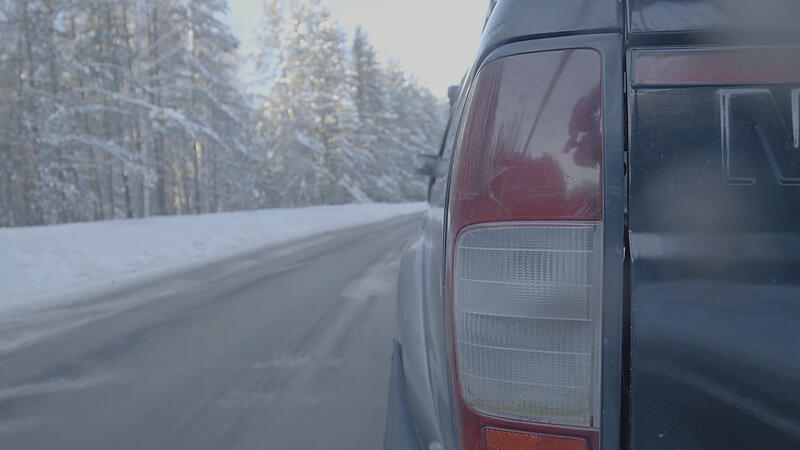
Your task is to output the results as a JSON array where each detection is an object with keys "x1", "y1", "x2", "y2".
[{"x1": 1, "y1": 203, "x2": 424, "y2": 313}]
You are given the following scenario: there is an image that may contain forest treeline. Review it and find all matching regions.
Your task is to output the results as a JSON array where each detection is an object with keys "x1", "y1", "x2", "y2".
[{"x1": 0, "y1": 0, "x2": 447, "y2": 227}]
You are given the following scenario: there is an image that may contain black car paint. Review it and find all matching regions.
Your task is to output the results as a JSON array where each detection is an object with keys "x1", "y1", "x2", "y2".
[
  {"x1": 628, "y1": 78, "x2": 800, "y2": 450},
  {"x1": 626, "y1": 1, "x2": 800, "y2": 448},
  {"x1": 628, "y1": 0, "x2": 800, "y2": 39},
  {"x1": 479, "y1": 0, "x2": 621, "y2": 57}
]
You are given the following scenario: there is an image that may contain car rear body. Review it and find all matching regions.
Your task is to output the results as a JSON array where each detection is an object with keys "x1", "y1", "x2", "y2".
[{"x1": 387, "y1": 1, "x2": 800, "y2": 449}]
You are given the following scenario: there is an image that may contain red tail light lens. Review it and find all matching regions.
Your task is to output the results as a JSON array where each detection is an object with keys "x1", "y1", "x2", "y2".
[{"x1": 446, "y1": 49, "x2": 603, "y2": 449}]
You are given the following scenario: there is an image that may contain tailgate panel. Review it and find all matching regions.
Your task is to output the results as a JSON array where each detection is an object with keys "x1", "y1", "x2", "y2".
[{"x1": 628, "y1": 58, "x2": 800, "y2": 448}]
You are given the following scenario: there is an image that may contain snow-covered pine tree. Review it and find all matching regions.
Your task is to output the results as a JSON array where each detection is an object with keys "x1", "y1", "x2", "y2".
[
  {"x1": 348, "y1": 26, "x2": 388, "y2": 200},
  {"x1": 256, "y1": 0, "x2": 362, "y2": 205},
  {"x1": 0, "y1": 0, "x2": 447, "y2": 227},
  {"x1": 351, "y1": 26, "x2": 383, "y2": 137},
  {"x1": 175, "y1": 0, "x2": 251, "y2": 213},
  {"x1": 0, "y1": 0, "x2": 91, "y2": 225}
]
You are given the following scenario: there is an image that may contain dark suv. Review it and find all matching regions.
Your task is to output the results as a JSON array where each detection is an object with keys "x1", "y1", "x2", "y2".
[{"x1": 385, "y1": 1, "x2": 800, "y2": 449}]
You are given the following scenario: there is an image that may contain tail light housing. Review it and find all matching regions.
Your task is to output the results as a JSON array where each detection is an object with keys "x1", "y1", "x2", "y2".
[{"x1": 446, "y1": 49, "x2": 603, "y2": 449}]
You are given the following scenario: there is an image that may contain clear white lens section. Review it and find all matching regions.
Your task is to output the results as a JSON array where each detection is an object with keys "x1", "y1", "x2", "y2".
[{"x1": 454, "y1": 224, "x2": 602, "y2": 427}]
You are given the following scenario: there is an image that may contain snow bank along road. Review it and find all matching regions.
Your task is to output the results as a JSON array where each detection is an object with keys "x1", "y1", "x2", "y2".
[
  {"x1": 0, "y1": 210, "x2": 423, "y2": 449},
  {"x1": 1, "y1": 202, "x2": 425, "y2": 315}
]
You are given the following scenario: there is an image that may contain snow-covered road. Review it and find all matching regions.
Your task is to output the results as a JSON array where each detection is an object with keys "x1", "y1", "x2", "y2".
[
  {"x1": 1, "y1": 203, "x2": 424, "y2": 314},
  {"x1": 0, "y1": 212, "x2": 420, "y2": 449}
]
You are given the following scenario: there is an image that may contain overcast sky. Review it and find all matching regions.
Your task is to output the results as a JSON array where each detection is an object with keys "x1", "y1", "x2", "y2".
[{"x1": 225, "y1": 0, "x2": 488, "y2": 96}]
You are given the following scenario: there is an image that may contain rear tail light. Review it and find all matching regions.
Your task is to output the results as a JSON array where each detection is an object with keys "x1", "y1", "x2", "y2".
[
  {"x1": 455, "y1": 224, "x2": 602, "y2": 425},
  {"x1": 446, "y1": 49, "x2": 603, "y2": 449},
  {"x1": 484, "y1": 428, "x2": 588, "y2": 450}
]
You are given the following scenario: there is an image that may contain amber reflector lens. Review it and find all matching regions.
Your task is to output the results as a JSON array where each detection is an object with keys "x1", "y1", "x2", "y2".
[{"x1": 484, "y1": 428, "x2": 587, "y2": 450}]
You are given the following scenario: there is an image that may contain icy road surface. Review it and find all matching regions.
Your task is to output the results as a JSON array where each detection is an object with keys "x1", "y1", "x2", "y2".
[{"x1": 0, "y1": 213, "x2": 421, "y2": 449}]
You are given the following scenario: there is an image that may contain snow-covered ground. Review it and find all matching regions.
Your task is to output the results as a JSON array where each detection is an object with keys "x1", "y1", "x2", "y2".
[{"x1": 1, "y1": 203, "x2": 424, "y2": 314}]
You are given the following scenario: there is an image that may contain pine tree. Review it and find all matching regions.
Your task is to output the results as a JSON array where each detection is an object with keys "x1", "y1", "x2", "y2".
[
  {"x1": 351, "y1": 26, "x2": 383, "y2": 133},
  {"x1": 256, "y1": 0, "x2": 356, "y2": 204}
]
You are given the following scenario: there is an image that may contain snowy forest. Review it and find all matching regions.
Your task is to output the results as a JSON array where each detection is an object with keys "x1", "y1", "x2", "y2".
[{"x1": 0, "y1": 0, "x2": 447, "y2": 227}]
